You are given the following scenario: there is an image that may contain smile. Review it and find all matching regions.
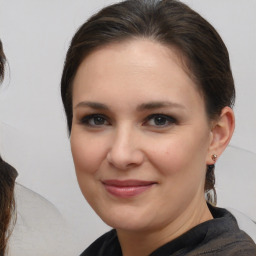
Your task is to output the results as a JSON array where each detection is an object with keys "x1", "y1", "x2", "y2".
[{"x1": 102, "y1": 179, "x2": 157, "y2": 198}]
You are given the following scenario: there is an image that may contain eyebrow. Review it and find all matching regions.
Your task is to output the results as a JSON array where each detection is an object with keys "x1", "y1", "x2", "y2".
[
  {"x1": 75, "y1": 101, "x2": 109, "y2": 110},
  {"x1": 74, "y1": 101, "x2": 185, "y2": 111},
  {"x1": 136, "y1": 101, "x2": 186, "y2": 111}
]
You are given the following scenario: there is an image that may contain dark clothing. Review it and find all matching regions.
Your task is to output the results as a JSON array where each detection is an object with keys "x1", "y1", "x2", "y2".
[{"x1": 81, "y1": 205, "x2": 256, "y2": 255}]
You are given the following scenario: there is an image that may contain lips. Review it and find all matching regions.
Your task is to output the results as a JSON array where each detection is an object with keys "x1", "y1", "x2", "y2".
[{"x1": 102, "y1": 179, "x2": 156, "y2": 198}]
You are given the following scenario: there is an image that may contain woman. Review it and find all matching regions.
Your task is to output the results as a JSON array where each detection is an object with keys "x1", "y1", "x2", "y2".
[
  {"x1": 0, "y1": 40, "x2": 18, "y2": 256},
  {"x1": 61, "y1": 0, "x2": 256, "y2": 255}
]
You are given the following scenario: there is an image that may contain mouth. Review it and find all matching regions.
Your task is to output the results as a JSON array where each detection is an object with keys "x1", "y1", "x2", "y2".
[{"x1": 102, "y1": 179, "x2": 157, "y2": 198}]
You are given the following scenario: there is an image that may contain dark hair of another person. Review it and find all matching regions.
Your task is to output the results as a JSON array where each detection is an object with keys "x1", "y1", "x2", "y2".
[
  {"x1": 0, "y1": 41, "x2": 6, "y2": 83},
  {"x1": 0, "y1": 40, "x2": 18, "y2": 256},
  {"x1": 61, "y1": 0, "x2": 235, "y2": 205}
]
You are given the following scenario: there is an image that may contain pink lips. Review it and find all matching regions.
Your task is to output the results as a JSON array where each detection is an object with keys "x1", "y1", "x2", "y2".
[{"x1": 102, "y1": 179, "x2": 156, "y2": 198}]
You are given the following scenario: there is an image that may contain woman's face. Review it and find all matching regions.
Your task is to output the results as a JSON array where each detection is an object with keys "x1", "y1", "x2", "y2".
[{"x1": 71, "y1": 39, "x2": 213, "y2": 232}]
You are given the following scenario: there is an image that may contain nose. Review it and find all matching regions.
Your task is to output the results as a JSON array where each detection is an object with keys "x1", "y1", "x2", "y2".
[{"x1": 106, "y1": 126, "x2": 144, "y2": 170}]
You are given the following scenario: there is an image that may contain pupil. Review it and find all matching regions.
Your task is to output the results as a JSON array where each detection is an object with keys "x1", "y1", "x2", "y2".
[
  {"x1": 155, "y1": 116, "x2": 166, "y2": 125},
  {"x1": 94, "y1": 116, "x2": 104, "y2": 125}
]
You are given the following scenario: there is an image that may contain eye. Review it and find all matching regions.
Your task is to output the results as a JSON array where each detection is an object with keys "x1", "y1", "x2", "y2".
[
  {"x1": 80, "y1": 114, "x2": 110, "y2": 127},
  {"x1": 144, "y1": 114, "x2": 176, "y2": 127}
]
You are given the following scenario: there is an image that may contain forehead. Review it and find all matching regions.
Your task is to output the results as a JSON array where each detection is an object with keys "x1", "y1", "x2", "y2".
[
  {"x1": 82, "y1": 38, "x2": 186, "y2": 73},
  {"x1": 72, "y1": 38, "x2": 203, "y2": 108}
]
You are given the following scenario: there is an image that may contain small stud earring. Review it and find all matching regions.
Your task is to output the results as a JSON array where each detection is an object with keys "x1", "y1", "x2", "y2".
[{"x1": 211, "y1": 154, "x2": 217, "y2": 162}]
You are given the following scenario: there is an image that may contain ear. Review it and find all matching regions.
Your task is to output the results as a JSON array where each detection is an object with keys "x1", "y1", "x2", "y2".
[{"x1": 206, "y1": 106, "x2": 235, "y2": 165}]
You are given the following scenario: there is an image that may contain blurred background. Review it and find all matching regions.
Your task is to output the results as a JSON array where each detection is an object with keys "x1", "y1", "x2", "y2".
[{"x1": 0, "y1": 0, "x2": 255, "y2": 252}]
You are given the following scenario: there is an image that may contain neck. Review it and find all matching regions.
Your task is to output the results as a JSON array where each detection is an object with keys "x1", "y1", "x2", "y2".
[{"x1": 117, "y1": 200, "x2": 213, "y2": 256}]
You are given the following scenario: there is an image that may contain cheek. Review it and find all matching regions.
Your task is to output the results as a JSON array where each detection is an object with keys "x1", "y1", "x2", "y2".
[
  {"x1": 147, "y1": 134, "x2": 210, "y2": 209},
  {"x1": 70, "y1": 131, "x2": 108, "y2": 205},
  {"x1": 148, "y1": 140, "x2": 188, "y2": 176},
  {"x1": 70, "y1": 131, "x2": 107, "y2": 175},
  {"x1": 147, "y1": 132, "x2": 210, "y2": 178}
]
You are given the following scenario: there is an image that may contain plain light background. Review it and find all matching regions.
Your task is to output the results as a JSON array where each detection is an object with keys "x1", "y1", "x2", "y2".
[{"x1": 0, "y1": 0, "x2": 255, "y2": 251}]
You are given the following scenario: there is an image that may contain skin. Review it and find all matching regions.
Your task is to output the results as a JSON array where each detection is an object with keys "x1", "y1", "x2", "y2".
[{"x1": 70, "y1": 39, "x2": 235, "y2": 256}]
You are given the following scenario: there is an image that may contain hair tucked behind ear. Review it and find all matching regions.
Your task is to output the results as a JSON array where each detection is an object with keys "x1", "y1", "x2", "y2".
[{"x1": 205, "y1": 165, "x2": 217, "y2": 205}]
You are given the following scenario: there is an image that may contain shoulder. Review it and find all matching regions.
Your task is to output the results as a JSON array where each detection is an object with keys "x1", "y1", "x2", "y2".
[
  {"x1": 151, "y1": 205, "x2": 256, "y2": 256},
  {"x1": 192, "y1": 205, "x2": 256, "y2": 255},
  {"x1": 8, "y1": 184, "x2": 76, "y2": 256},
  {"x1": 227, "y1": 207, "x2": 256, "y2": 243},
  {"x1": 81, "y1": 229, "x2": 122, "y2": 256}
]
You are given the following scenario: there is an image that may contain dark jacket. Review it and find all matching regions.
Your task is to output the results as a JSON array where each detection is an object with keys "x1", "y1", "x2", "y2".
[{"x1": 81, "y1": 205, "x2": 256, "y2": 255}]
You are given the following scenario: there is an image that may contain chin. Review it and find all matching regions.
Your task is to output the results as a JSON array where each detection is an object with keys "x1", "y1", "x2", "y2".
[
  {"x1": 96, "y1": 205, "x2": 155, "y2": 232},
  {"x1": 106, "y1": 218, "x2": 149, "y2": 232}
]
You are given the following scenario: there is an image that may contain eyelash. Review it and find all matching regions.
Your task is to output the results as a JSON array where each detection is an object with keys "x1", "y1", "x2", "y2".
[
  {"x1": 143, "y1": 114, "x2": 177, "y2": 127},
  {"x1": 79, "y1": 113, "x2": 177, "y2": 128},
  {"x1": 80, "y1": 114, "x2": 110, "y2": 127}
]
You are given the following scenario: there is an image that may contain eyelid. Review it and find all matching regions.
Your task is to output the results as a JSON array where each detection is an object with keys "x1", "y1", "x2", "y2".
[
  {"x1": 79, "y1": 113, "x2": 110, "y2": 126},
  {"x1": 145, "y1": 113, "x2": 176, "y2": 121},
  {"x1": 143, "y1": 113, "x2": 177, "y2": 127},
  {"x1": 78, "y1": 113, "x2": 177, "y2": 128}
]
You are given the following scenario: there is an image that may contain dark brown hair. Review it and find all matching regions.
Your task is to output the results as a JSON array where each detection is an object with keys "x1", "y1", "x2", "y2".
[
  {"x1": 0, "y1": 40, "x2": 18, "y2": 256},
  {"x1": 0, "y1": 157, "x2": 17, "y2": 255},
  {"x1": 0, "y1": 41, "x2": 6, "y2": 83},
  {"x1": 61, "y1": 0, "x2": 235, "y2": 205}
]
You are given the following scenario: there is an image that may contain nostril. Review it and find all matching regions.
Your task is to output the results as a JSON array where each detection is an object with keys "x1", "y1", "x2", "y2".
[{"x1": 106, "y1": 148, "x2": 144, "y2": 170}]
